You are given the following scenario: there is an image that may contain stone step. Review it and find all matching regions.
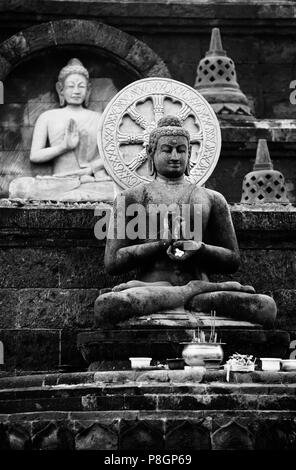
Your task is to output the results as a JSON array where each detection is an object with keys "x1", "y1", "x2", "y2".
[
  {"x1": 0, "y1": 370, "x2": 296, "y2": 449},
  {"x1": 0, "y1": 370, "x2": 296, "y2": 414},
  {"x1": 2, "y1": 369, "x2": 296, "y2": 388}
]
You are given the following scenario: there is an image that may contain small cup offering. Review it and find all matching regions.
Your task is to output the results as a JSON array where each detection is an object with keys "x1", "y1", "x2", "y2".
[
  {"x1": 281, "y1": 359, "x2": 296, "y2": 372},
  {"x1": 260, "y1": 358, "x2": 281, "y2": 371},
  {"x1": 167, "y1": 358, "x2": 185, "y2": 370},
  {"x1": 129, "y1": 357, "x2": 152, "y2": 369}
]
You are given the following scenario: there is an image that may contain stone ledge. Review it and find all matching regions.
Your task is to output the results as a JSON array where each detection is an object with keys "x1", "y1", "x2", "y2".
[
  {"x1": 1, "y1": 370, "x2": 296, "y2": 390},
  {"x1": 1, "y1": 1, "x2": 296, "y2": 26},
  {"x1": 0, "y1": 203, "x2": 294, "y2": 242}
]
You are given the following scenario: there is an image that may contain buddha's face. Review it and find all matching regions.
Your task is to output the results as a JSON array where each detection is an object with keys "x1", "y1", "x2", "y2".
[
  {"x1": 153, "y1": 135, "x2": 189, "y2": 178},
  {"x1": 60, "y1": 73, "x2": 88, "y2": 106}
]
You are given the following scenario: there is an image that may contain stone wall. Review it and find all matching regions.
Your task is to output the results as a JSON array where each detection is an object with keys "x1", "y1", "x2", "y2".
[
  {"x1": 0, "y1": 203, "x2": 295, "y2": 372},
  {"x1": 0, "y1": 4, "x2": 296, "y2": 201},
  {"x1": 0, "y1": 1, "x2": 296, "y2": 119}
]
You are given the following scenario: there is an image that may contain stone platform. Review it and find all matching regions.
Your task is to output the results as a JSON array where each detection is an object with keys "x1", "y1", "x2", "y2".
[
  {"x1": 77, "y1": 322, "x2": 290, "y2": 367},
  {"x1": 0, "y1": 369, "x2": 296, "y2": 450}
]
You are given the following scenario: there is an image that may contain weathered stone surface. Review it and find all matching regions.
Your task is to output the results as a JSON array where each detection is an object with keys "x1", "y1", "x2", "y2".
[
  {"x1": 32, "y1": 423, "x2": 75, "y2": 450},
  {"x1": 6, "y1": 426, "x2": 31, "y2": 450},
  {"x1": 0, "y1": 54, "x2": 10, "y2": 80},
  {"x1": 0, "y1": 248, "x2": 112, "y2": 289},
  {"x1": 272, "y1": 290, "x2": 296, "y2": 330},
  {"x1": 22, "y1": 22, "x2": 56, "y2": 55},
  {"x1": 0, "y1": 423, "x2": 10, "y2": 450},
  {"x1": 212, "y1": 421, "x2": 254, "y2": 450},
  {"x1": 124, "y1": 395, "x2": 157, "y2": 411},
  {"x1": 75, "y1": 423, "x2": 118, "y2": 450},
  {"x1": 0, "y1": 32, "x2": 29, "y2": 65},
  {"x1": 165, "y1": 421, "x2": 211, "y2": 450},
  {"x1": 214, "y1": 251, "x2": 296, "y2": 292},
  {"x1": 14, "y1": 288, "x2": 98, "y2": 329},
  {"x1": 0, "y1": 329, "x2": 59, "y2": 371},
  {"x1": 255, "y1": 420, "x2": 296, "y2": 450},
  {"x1": 0, "y1": 289, "x2": 18, "y2": 328},
  {"x1": 119, "y1": 420, "x2": 164, "y2": 450}
]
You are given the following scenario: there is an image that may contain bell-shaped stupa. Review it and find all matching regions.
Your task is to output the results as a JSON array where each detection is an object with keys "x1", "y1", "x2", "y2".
[
  {"x1": 241, "y1": 139, "x2": 289, "y2": 204},
  {"x1": 195, "y1": 28, "x2": 254, "y2": 120}
]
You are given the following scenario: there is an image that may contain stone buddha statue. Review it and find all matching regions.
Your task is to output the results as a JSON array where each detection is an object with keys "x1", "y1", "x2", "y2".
[
  {"x1": 94, "y1": 116, "x2": 276, "y2": 327},
  {"x1": 9, "y1": 58, "x2": 114, "y2": 202}
]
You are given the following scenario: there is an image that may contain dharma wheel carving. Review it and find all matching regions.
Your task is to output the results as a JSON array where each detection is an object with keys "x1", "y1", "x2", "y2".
[{"x1": 98, "y1": 78, "x2": 221, "y2": 189}]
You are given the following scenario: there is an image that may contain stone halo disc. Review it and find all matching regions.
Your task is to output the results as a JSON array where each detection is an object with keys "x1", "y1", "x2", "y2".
[{"x1": 98, "y1": 77, "x2": 221, "y2": 189}]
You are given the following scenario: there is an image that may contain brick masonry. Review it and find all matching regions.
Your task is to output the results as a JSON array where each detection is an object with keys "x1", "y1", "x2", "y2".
[{"x1": 0, "y1": 370, "x2": 296, "y2": 450}]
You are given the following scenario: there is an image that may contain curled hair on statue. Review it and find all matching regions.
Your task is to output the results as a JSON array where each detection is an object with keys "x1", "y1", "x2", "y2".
[{"x1": 148, "y1": 115, "x2": 191, "y2": 155}]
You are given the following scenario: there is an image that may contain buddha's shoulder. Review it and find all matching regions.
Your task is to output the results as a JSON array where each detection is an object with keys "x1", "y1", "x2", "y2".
[
  {"x1": 202, "y1": 187, "x2": 229, "y2": 206},
  {"x1": 117, "y1": 183, "x2": 147, "y2": 202},
  {"x1": 35, "y1": 108, "x2": 62, "y2": 121},
  {"x1": 191, "y1": 186, "x2": 228, "y2": 204},
  {"x1": 81, "y1": 108, "x2": 101, "y2": 119}
]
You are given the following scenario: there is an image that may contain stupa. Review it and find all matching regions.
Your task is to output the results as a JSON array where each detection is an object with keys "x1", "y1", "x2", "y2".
[{"x1": 195, "y1": 28, "x2": 254, "y2": 120}]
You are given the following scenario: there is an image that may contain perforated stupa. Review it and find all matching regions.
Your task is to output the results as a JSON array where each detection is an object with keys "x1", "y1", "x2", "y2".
[
  {"x1": 195, "y1": 28, "x2": 253, "y2": 120},
  {"x1": 241, "y1": 139, "x2": 289, "y2": 204}
]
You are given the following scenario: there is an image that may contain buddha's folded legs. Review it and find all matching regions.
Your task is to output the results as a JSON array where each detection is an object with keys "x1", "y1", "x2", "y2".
[
  {"x1": 188, "y1": 291, "x2": 276, "y2": 327},
  {"x1": 94, "y1": 280, "x2": 263, "y2": 327}
]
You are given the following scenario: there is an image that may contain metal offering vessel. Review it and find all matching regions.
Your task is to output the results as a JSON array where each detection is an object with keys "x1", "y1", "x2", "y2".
[
  {"x1": 181, "y1": 312, "x2": 224, "y2": 367},
  {"x1": 181, "y1": 342, "x2": 224, "y2": 367}
]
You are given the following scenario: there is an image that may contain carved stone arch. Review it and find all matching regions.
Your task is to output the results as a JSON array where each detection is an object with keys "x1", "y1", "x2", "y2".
[
  {"x1": 75, "y1": 422, "x2": 118, "y2": 450},
  {"x1": 32, "y1": 422, "x2": 74, "y2": 450},
  {"x1": 120, "y1": 420, "x2": 164, "y2": 450},
  {"x1": 165, "y1": 421, "x2": 211, "y2": 450},
  {"x1": 211, "y1": 421, "x2": 254, "y2": 450},
  {"x1": 0, "y1": 19, "x2": 170, "y2": 81},
  {"x1": 0, "y1": 19, "x2": 170, "y2": 198}
]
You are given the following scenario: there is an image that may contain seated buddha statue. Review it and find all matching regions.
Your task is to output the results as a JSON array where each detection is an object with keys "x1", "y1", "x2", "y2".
[
  {"x1": 94, "y1": 116, "x2": 276, "y2": 327},
  {"x1": 9, "y1": 58, "x2": 114, "y2": 202}
]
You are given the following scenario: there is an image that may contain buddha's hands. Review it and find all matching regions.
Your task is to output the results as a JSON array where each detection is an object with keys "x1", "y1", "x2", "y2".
[
  {"x1": 62, "y1": 118, "x2": 79, "y2": 151},
  {"x1": 166, "y1": 240, "x2": 204, "y2": 262}
]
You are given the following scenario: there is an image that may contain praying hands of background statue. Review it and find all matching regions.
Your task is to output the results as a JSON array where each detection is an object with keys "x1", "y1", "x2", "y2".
[{"x1": 53, "y1": 118, "x2": 105, "y2": 178}]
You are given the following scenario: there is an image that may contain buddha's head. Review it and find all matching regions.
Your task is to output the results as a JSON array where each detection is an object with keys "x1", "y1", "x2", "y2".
[
  {"x1": 147, "y1": 116, "x2": 191, "y2": 179},
  {"x1": 56, "y1": 58, "x2": 91, "y2": 107}
]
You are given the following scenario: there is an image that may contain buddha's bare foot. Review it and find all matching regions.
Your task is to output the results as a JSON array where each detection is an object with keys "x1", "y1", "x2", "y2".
[
  {"x1": 187, "y1": 280, "x2": 255, "y2": 295},
  {"x1": 112, "y1": 280, "x2": 172, "y2": 292}
]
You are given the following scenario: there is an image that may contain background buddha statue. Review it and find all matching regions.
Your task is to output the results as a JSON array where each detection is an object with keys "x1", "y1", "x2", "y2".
[
  {"x1": 9, "y1": 58, "x2": 114, "y2": 201},
  {"x1": 94, "y1": 116, "x2": 277, "y2": 327}
]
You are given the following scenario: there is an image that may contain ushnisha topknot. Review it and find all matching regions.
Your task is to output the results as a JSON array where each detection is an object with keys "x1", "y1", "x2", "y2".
[
  {"x1": 58, "y1": 58, "x2": 89, "y2": 83},
  {"x1": 147, "y1": 115, "x2": 190, "y2": 156}
]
